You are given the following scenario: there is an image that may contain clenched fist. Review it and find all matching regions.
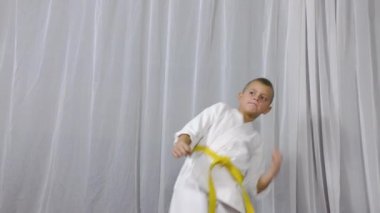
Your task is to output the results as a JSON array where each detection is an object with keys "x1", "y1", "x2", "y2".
[{"x1": 172, "y1": 134, "x2": 192, "y2": 158}]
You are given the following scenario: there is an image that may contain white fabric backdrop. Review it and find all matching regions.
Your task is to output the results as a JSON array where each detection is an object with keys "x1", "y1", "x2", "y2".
[{"x1": 0, "y1": 0, "x2": 379, "y2": 213}]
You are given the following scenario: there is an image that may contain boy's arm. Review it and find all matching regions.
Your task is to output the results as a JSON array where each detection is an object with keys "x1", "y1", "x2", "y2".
[
  {"x1": 171, "y1": 102, "x2": 226, "y2": 158},
  {"x1": 257, "y1": 149, "x2": 282, "y2": 193}
]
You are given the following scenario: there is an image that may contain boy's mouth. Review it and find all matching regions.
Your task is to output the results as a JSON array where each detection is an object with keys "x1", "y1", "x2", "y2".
[{"x1": 247, "y1": 102, "x2": 257, "y2": 107}]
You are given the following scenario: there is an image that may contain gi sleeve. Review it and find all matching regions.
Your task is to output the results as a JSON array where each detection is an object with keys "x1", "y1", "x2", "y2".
[{"x1": 174, "y1": 102, "x2": 225, "y2": 150}]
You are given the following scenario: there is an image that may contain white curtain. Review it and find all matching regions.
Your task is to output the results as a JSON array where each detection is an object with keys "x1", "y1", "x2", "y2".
[{"x1": 0, "y1": 0, "x2": 379, "y2": 213}]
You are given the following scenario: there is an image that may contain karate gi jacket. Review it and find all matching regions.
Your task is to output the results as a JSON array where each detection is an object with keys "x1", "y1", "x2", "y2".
[{"x1": 173, "y1": 102, "x2": 268, "y2": 212}]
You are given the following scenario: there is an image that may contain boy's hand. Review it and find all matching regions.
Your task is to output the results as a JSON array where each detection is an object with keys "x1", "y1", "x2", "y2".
[
  {"x1": 172, "y1": 135, "x2": 192, "y2": 158},
  {"x1": 257, "y1": 148, "x2": 282, "y2": 193}
]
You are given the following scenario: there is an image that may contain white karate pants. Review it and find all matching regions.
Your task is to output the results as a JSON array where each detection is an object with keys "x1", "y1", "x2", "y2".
[{"x1": 169, "y1": 179, "x2": 240, "y2": 213}]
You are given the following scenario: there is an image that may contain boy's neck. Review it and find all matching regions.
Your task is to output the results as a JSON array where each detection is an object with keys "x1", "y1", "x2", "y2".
[{"x1": 238, "y1": 109, "x2": 259, "y2": 123}]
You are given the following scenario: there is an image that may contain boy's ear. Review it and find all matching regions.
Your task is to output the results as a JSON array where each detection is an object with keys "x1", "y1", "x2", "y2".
[{"x1": 238, "y1": 92, "x2": 245, "y2": 102}]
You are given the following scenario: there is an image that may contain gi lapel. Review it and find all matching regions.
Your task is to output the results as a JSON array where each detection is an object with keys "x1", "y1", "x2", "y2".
[{"x1": 209, "y1": 121, "x2": 254, "y2": 152}]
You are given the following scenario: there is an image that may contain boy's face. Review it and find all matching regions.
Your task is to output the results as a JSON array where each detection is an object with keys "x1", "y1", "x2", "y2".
[{"x1": 238, "y1": 81, "x2": 273, "y2": 118}]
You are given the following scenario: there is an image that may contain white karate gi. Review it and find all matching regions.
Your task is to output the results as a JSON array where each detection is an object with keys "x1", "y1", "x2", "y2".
[{"x1": 169, "y1": 102, "x2": 268, "y2": 213}]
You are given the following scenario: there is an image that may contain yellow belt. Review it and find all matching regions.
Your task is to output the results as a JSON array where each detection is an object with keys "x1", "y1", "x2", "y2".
[{"x1": 193, "y1": 145, "x2": 255, "y2": 213}]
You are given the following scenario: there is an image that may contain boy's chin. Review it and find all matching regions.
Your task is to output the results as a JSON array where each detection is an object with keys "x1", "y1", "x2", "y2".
[
  {"x1": 245, "y1": 107, "x2": 258, "y2": 114},
  {"x1": 245, "y1": 105, "x2": 257, "y2": 111},
  {"x1": 244, "y1": 110, "x2": 258, "y2": 117}
]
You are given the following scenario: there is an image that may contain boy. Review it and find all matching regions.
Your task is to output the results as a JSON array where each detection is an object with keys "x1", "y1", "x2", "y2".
[{"x1": 170, "y1": 78, "x2": 282, "y2": 213}]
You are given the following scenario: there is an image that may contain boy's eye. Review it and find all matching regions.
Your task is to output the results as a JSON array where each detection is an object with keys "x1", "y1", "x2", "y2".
[
  {"x1": 258, "y1": 96, "x2": 268, "y2": 102},
  {"x1": 247, "y1": 91, "x2": 269, "y2": 103}
]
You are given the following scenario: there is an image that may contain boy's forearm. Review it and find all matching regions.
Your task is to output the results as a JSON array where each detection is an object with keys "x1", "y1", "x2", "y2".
[
  {"x1": 256, "y1": 170, "x2": 275, "y2": 193},
  {"x1": 257, "y1": 149, "x2": 282, "y2": 193}
]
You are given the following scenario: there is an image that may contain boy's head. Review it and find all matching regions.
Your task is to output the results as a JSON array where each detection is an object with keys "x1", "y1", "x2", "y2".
[{"x1": 238, "y1": 78, "x2": 274, "y2": 121}]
